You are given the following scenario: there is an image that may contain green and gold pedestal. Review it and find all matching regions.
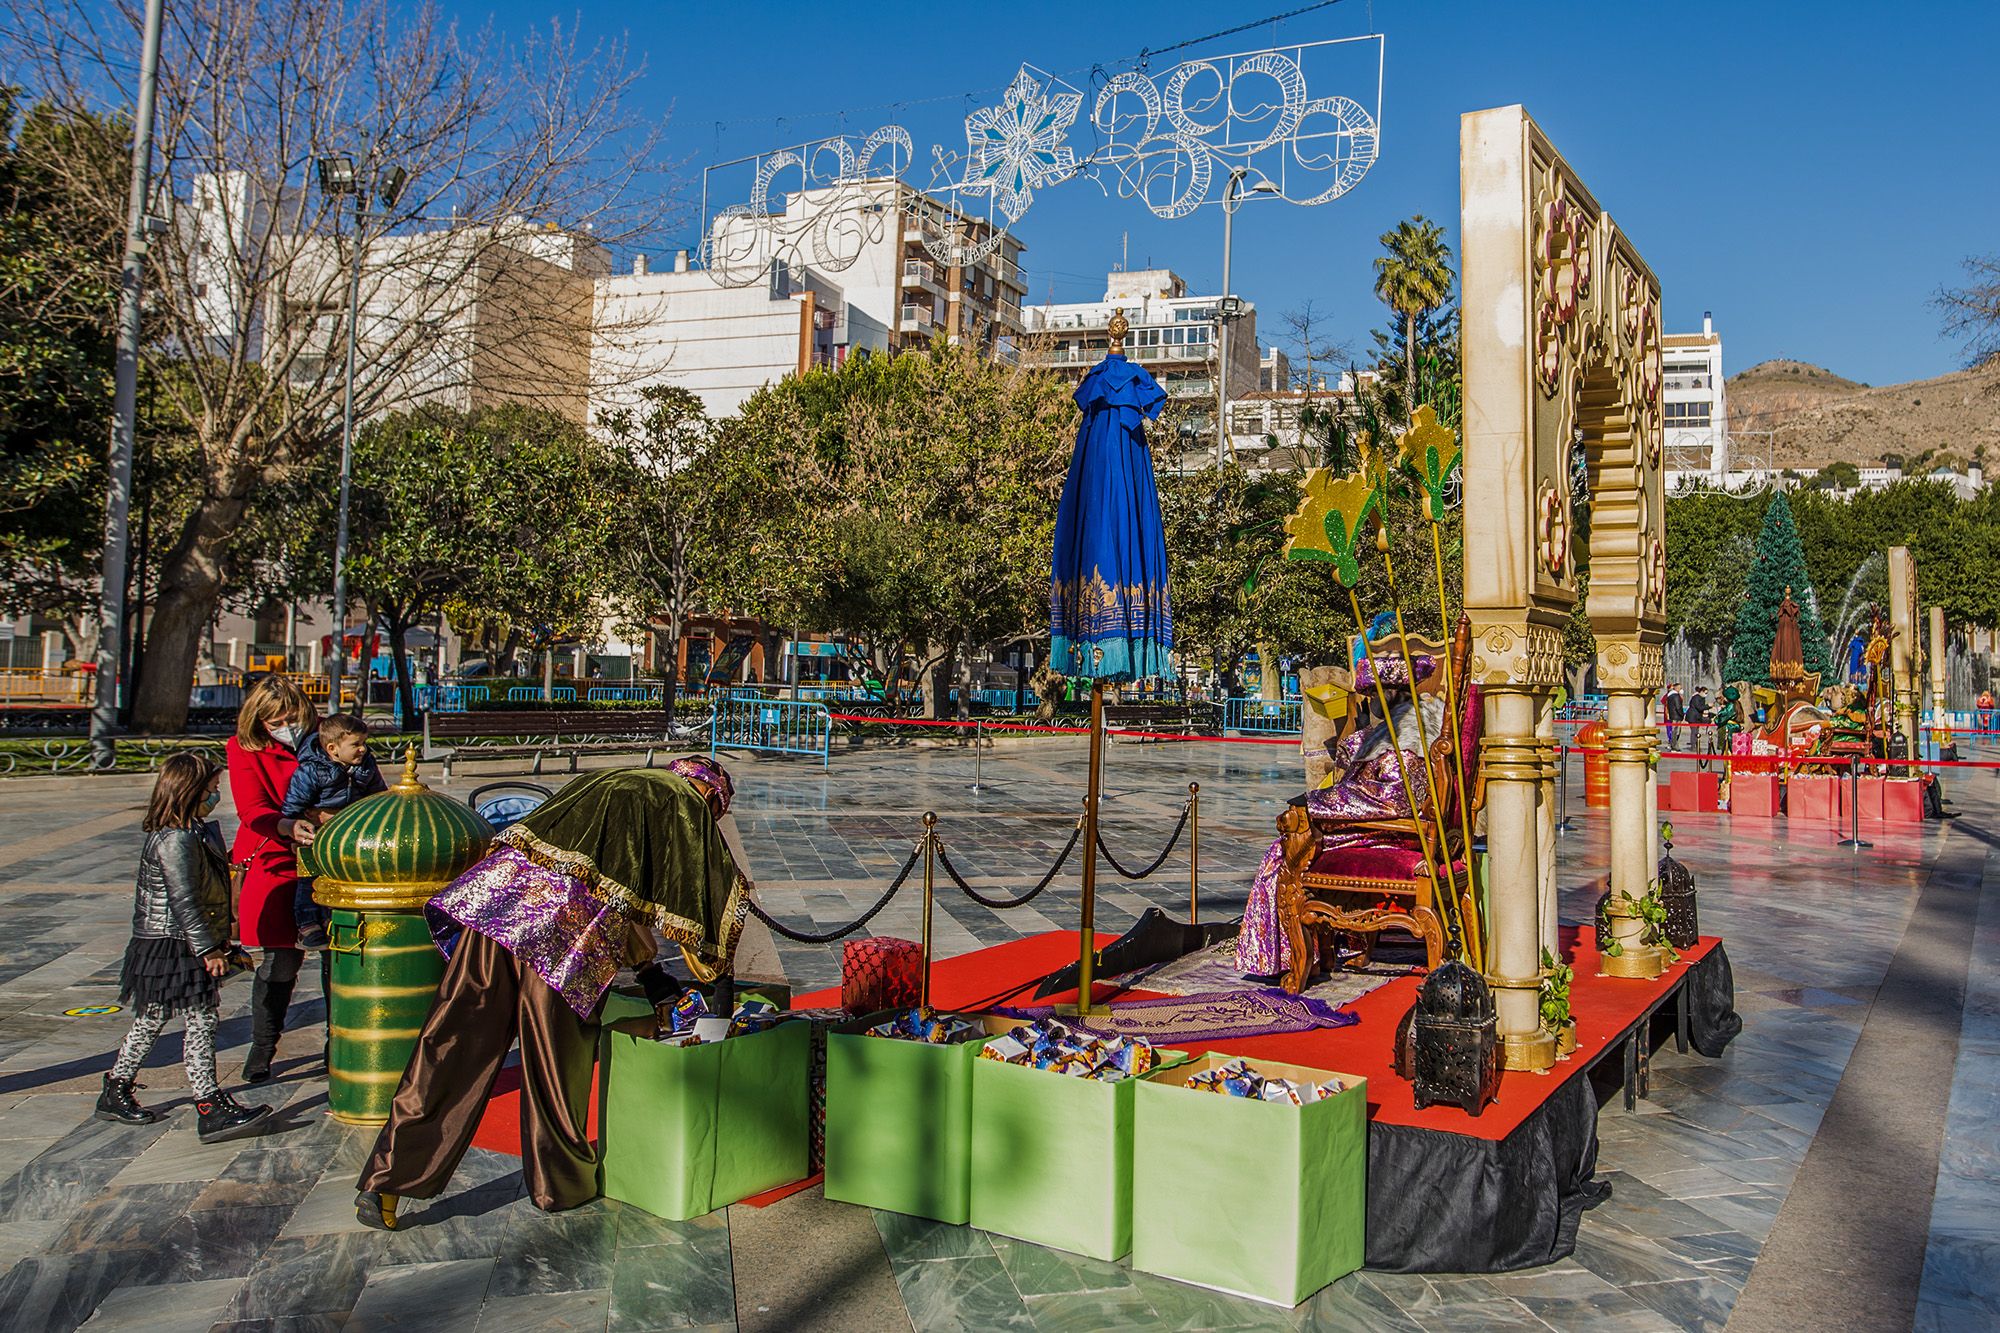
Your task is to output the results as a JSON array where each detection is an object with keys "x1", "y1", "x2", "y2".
[{"x1": 310, "y1": 751, "x2": 493, "y2": 1124}]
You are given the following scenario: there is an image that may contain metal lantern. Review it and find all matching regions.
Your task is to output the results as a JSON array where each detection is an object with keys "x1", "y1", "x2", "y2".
[
  {"x1": 1657, "y1": 845, "x2": 1699, "y2": 950},
  {"x1": 310, "y1": 749, "x2": 492, "y2": 1123},
  {"x1": 1410, "y1": 960, "x2": 1500, "y2": 1116}
]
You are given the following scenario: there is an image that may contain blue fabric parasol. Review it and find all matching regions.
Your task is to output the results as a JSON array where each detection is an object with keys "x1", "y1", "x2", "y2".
[{"x1": 1049, "y1": 354, "x2": 1173, "y2": 682}]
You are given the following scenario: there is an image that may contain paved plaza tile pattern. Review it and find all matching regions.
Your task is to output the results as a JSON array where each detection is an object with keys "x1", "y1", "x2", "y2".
[{"x1": 0, "y1": 737, "x2": 1995, "y2": 1330}]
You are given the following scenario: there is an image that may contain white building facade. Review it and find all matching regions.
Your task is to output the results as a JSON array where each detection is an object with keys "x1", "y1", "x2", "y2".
[{"x1": 1661, "y1": 314, "x2": 1728, "y2": 486}]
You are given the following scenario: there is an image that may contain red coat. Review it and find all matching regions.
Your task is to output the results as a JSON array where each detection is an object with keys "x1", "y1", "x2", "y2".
[{"x1": 227, "y1": 735, "x2": 302, "y2": 948}]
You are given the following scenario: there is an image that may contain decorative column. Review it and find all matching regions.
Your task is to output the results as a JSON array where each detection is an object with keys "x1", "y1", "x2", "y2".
[
  {"x1": 1888, "y1": 546, "x2": 1919, "y2": 757},
  {"x1": 1929, "y1": 606, "x2": 1948, "y2": 728},
  {"x1": 1481, "y1": 684, "x2": 1556, "y2": 1072},
  {"x1": 1535, "y1": 690, "x2": 1559, "y2": 958},
  {"x1": 1600, "y1": 639, "x2": 1665, "y2": 979}
]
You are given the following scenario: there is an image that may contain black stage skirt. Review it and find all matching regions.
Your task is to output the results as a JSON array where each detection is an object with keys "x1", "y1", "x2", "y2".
[{"x1": 118, "y1": 937, "x2": 218, "y2": 1016}]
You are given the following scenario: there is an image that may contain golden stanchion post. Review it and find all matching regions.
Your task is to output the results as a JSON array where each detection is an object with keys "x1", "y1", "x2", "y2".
[
  {"x1": 919, "y1": 811, "x2": 937, "y2": 1010},
  {"x1": 1187, "y1": 781, "x2": 1201, "y2": 924},
  {"x1": 1075, "y1": 681, "x2": 1107, "y2": 1016}
]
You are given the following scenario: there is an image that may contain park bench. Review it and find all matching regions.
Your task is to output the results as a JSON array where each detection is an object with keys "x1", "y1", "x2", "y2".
[
  {"x1": 1103, "y1": 701, "x2": 1197, "y2": 742},
  {"x1": 421, "y1": 707, "x2": 709, "y2": 777}
]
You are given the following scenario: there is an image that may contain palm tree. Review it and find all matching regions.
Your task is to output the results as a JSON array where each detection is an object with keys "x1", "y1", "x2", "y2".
[{"x1": 1372, "y1": 217, "x2": 1455, "y2": 418}]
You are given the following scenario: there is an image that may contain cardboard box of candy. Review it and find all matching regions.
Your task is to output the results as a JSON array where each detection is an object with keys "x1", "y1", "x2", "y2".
[
  {"x1": 968, "y1": 1018, "x2": 1187, "y2": 1261},
  {"x1": 598, "y1": 996, "x2": 811, "y2": 1221},
  {"x1": 1132, "y1": 1054, "x2": 1366, "y2": 1307},
  {"x1": 822, "y1": 1008, "x2": 1019, "y2": 1224}
]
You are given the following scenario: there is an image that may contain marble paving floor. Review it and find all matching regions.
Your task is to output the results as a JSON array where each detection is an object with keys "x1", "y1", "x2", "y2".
[{"x1": 0, "y1": 740, "x2": 1995, "y2": 1330}]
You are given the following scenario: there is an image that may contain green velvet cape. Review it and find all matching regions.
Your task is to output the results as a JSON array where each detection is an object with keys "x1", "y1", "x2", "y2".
[{"x1": 492, "y1": 768, "x2": 749, "y2": 976}]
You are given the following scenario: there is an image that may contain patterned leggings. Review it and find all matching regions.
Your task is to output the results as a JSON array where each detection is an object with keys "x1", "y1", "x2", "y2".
[{"x1": 111, "y1": 1001, "x2": 220, "y2": 1100}]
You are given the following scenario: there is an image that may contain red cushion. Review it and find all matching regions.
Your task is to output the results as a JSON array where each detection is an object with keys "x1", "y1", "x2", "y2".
[
  {"x1": 841, "y1": 937, "x2": 921, "y2": 1013},
  {"x1": 1308, "y1": 844, "x2": 1468, "y2": 883}
]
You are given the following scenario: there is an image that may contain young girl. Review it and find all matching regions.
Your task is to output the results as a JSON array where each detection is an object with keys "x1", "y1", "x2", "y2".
[{"x1": 98, "y1": 753, "x2": 273, "y2": 1143}]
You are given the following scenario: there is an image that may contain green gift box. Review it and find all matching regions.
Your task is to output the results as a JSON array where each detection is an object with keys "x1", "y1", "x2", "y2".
[
  {"x1": 598, "y1": 1018, "x2": 810, "y2": 1221},
  {"x1": 1132, "y1": 1054, "x2": 1367, "y2": 1307},
  {"x1": 822, "y1": 1014, "x2": 1010, "y2": 1223},
  {"x1": 969, "y1": 1047, "x2": 1189, "y2": 1261}
]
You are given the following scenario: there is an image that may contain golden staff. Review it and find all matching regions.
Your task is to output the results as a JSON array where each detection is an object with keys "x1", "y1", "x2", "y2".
[
  {"x1": 1281, "y1": 461, "x2": 1451, "y2": 952},
  {"x1": 1398, "y1": 407, "x2": 1483, "y2": 971},
  {"x1": 1342, "y1": 584, "x2": 1450, "y2": 942}
]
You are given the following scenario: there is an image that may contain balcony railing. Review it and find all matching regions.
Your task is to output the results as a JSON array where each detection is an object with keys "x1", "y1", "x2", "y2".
[{"x1": 901, "y1": 303, "x2": 937, "y2": 329}]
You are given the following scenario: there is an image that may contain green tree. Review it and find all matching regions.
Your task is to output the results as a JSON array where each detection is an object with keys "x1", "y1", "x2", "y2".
[
  {"x1": 1372, "y1": 216, "x2": 1454, "y2": 419},
  {"x1": 600, "y1": 386, "x2": 737, "y2": 726},
  {"x1": 1721, "y1": 491, "x2": 1834, "y2": 686},
  {"x1": 0, "y1": 91, "x2": 124, "y2": 648},
  {"x1": 439, "y1": 407, "x2": 621, "y2": 699},
  {"x1": 721, "y1": 340, "x2": 1074, "y2": 715}
]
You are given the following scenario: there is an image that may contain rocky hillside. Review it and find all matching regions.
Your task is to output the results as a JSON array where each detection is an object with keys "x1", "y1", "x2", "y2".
[{"x1": 1725, "y1": 357, "x2": 2000, "y2": 470}]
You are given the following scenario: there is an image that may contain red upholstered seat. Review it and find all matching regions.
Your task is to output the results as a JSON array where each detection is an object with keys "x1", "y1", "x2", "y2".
[{"x1": 1310, "y1": 844, "x2": 1467, "y2": 882}]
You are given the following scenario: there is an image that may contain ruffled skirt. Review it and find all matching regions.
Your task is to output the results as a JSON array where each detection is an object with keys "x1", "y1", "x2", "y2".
[{"x1": 118, "y1": 937, "x2": 218, "y2": 1016}]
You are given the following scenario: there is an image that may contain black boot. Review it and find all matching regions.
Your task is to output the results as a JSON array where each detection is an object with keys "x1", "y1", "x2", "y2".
[
  {"x1": 244, "y1": 968, "x2": 297, "y2": 1083},
  {"x1": 196, "y1": 1090, "x2": 272, "y2": 1144},
  {"x1": 95, "y1": 1073, "x2": 158, "y2": 1125}
]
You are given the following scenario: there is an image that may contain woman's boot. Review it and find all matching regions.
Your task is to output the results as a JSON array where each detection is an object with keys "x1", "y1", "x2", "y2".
[
  {"x1": 244, "y1": 968, "x2": 296, "y2": 1083},
  {"x1": 94, "y1": 1073, "x2": 158, "y2": 1125}
]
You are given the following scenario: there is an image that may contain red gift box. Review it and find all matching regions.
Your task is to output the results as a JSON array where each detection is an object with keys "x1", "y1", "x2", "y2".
[
  {"x1": 1670, "y1": 769, "x2": 1722, "y2": 813},
  {"x1": 1786, "y1": 774, "x2": 1842, "y2": 821},
  {"x1": 841, "y1": 936, "x2": 921, "y2": 1013},
  {"x1": 1730, "y1": 772, "x2": 1781, "y2": 818},
  {"x1": 1862, "y1": 776, "x2": 1925, "y2": 824}
]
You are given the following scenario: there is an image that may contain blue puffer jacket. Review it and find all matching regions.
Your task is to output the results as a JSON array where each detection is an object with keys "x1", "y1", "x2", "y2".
[{"x1": 280, "y1": 731, "x2": 387, "y2": 819}]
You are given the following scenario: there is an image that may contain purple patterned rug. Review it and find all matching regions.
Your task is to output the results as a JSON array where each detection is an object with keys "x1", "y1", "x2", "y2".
[{"x1": 993, "y1": 987, "x2": 1359, "y2": 1043}]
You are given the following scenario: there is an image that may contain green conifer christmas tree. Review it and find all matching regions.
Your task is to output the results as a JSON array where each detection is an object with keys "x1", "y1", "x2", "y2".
[{"x1": 1722, "y1": 491, "x2": 1834, "y2": 687}]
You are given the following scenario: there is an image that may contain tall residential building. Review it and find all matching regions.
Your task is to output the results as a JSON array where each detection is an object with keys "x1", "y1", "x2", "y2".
[
  {"x1": 1019, "y1": 269, "x2": 1262, "y2": 418},
  {"x1": 600, "y1": 178, "x2": 1027, "y2": 419},
  {"x1": 1661, "y1": 313, "x2": 1728, "y2": 481}
]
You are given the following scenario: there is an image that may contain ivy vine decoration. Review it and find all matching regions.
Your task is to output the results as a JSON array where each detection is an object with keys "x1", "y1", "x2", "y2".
[
  {"x1": 1600, "y1": 878, "x2": 1680, "y2": 963},
  {"x1": 1283, "y1": 468, "x2": 1381, "y2": 588},
  {"x1": 1394, "y1": 405, "x2": 1462, "y2": 524},
  {"x1": 1538, "y1": 946, "x2": 1574, "y2": 1030}
]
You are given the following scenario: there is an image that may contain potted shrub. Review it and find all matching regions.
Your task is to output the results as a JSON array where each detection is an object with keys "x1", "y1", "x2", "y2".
[{"x1": 1539, "y1": 947, "x2": 1576, "y2": 1056}]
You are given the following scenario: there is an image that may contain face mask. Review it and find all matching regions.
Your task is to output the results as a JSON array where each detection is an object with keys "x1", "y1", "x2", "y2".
[
  {"x1": 270, "y1": 723, "x2": 303, "y2": 751},
  {"x1": 202, "y1": 790, "x2": 221, "y2": 816}
]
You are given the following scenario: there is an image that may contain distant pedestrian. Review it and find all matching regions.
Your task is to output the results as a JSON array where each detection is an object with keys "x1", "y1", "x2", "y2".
[
  {"x1": 1686, "y1": 687, "x2": 1712, "y2": 732},
  {"x1": 1663, "y1": 682, "x2": 1686, "y2": 750},
  {"x1": 99, "y1": 754, "x2": 272, "y2": 1144},
  {"x1": 1977, "y1": 689, "x2": 1995, "y2": 738}
]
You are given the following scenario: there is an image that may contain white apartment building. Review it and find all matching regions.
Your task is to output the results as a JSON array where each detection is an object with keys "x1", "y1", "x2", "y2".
[
  {"x1": 597, "y1": 178, "x2": 1026, "y2": 420},
  {"x1": 1020, "y1": 269, "x2": 1262, "y2": 416},
  {"x1": 1661, "y1": 313, "x2": 1728, "y2": 485}
]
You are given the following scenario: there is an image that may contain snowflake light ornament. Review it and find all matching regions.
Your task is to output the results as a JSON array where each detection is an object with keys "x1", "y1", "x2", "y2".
[{"x1": 962, "y1": 67, "x2": 1080, "y2": 225}]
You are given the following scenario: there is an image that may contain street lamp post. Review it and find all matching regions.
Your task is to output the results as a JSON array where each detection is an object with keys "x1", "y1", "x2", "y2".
[
  {"x1": 88, "y1": 0, "x2": 166, "y2": 766},
  {"x1": 315, "y1": 151, "x2": 406, "y2": 716},
  {"x1": 1215, "y1": 169, "x2": 1280, "y2": 469}
]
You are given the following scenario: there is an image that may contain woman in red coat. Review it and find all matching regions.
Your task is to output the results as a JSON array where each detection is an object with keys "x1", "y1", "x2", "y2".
[{"x1": 227, "y1": 675, "x2": 316, "y2": 1082}]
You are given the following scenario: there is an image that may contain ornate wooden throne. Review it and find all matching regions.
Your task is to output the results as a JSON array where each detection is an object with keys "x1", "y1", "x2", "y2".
[{"x1": 1272, "y1": 620, "x2": 1484, "y2": 994}]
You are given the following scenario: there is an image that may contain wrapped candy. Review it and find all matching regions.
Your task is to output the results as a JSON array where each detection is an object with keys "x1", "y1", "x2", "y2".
[
  {"x1": 1184, "y1": 1059, "x2": 1348, "y2": 1103},
  {"x1": 864, "y1": 1007, "x2": 982, "y2": 1045},
  {"x1": 978, "y1": 1018, "x2": 1157, "y2": 1082},
  {"x1": 670, "y1": 991, "x2": 709, "y2": 1034},
  {"x1": 728, "y1": 997, "x2": 782, "y2": 1037}
]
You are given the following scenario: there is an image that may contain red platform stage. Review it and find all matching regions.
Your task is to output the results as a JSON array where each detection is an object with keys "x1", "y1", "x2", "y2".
[{"x1": 471, "y1": 924, "x2": 1730, "y2": 1273}]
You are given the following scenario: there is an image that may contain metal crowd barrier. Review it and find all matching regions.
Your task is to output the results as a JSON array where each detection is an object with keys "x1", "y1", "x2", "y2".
[
  {"x1": 709, "y1": 694, "x2": 832, "y2": 767},
  {"x1": 586, "y1": 685, "x2": 660, "y2": 702},
  {"x1": 1223, "y1": 696, "x2": 1303, "y2": 734},
  {"x1": 506, "y1": 686, "x2": 576, "y2": 703}
]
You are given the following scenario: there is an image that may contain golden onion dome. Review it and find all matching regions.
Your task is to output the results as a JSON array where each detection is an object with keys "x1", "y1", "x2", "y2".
[{"x1": 308, "y1": 747, "x2": 494, "y2": 912}]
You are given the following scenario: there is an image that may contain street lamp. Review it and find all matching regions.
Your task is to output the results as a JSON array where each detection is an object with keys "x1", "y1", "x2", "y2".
[
  {"x1": 1216, "y1": 169, "x2": 1280, "y2": 468},
  {"x1": 316, "y1": 145, "x2": 408, "y2": 716}
]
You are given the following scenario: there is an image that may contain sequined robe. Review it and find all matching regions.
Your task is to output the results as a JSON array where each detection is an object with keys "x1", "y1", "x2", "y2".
[{"x1": 1235, "y1": 697, "x2": 1444, "y2": 977}]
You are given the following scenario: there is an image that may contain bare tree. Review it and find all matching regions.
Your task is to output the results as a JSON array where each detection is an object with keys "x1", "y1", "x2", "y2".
[
  {"x1": 6, "y1": 0, "x2": 674, "y2": 730},
  {"x1": 1936, "y1": 254, "x2": 2000, "y2": 368},
  {"x1": 1272, "y1": 300, "x2": 1350, "y2": 471}
]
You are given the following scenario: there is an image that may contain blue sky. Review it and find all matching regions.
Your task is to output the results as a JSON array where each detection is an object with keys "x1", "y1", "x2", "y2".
[{"x1": 462, "y1": 0, "x2": 1995, "y2": 386}]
